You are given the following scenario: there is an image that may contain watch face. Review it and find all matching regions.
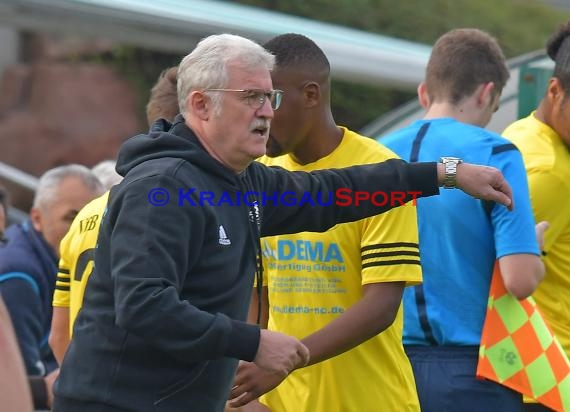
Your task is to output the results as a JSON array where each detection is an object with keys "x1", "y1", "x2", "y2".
[
  {"x1": 441, "y1": 156, "x2": 461, "y2": 163},
  {"x1": 441, "y1": 157, "x2": 461, "y2": 188}
]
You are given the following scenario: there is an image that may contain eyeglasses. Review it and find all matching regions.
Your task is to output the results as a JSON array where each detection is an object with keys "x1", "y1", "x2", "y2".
[{"x1": 203, "y1": 88, "x2": 283, "y2": 110}]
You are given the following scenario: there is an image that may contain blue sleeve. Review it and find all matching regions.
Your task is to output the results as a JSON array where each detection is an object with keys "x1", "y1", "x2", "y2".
[
  {"x1": 490, "y1": 148, "x2": 540, "y2": 258},
  {"x1": 0, "y1": 275, "x2": 45, "y2": 375}
]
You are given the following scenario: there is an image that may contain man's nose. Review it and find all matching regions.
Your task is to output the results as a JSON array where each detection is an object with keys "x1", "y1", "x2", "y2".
[{"x1": 256, "y1": 97, "x2": 274, "y2": 119}]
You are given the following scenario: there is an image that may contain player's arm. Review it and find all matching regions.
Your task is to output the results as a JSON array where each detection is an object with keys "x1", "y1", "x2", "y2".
[
  {"x1": 300, "y1": 186, "x2": 419, "y2": 363},
  {"x1": 49, "y1": 307, "x2": 70, "y2": 365},
  {"x1": 250, "y1": 278, "x2": 403, "y2": 364},
  {"x1": 50, "y1": 229, "x2": 73, "y2": 365},
  {"x1": 301, "y1": 281, "x2": 404, "y2": 365},
  {"x1": 526, "y1": 171, "x2": 570, "y2": 251},
  {"x1": 498, "y1": 254, "x2": 544, "y2": 299},
  {"x1": 494, "y1": 152, "x2": 545, "y2": 299},
  {"x1": 230, "y1": 281, "x2": 406, "y2": 407}
]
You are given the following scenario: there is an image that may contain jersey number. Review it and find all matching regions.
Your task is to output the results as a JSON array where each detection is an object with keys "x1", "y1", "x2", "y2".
[{"x1": 75, "y1": 248, "x2": 95, "y2": 282}]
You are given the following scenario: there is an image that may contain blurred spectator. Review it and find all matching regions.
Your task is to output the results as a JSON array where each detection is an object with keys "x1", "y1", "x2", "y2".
[
  {"x1": 91, "y1": 160, "x2": 122, "y2": 190},
  {"x1": 0, "y1": 165, "x2": 103, "y2": 408},
  {"x1": 146, "y1": 66, "x2": 178, "y2": 125},
  {"x1": 49, "y1": 159, "x2": 121, "y2": 364},
  {"x1": 1, "y1": 184, "x2": 56, "y2": 410}
]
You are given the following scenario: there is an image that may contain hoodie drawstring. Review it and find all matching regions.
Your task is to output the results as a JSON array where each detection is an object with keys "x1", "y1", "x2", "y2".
[{"x1": 242, "y1": 175, "x2": 264, "y2": 326}]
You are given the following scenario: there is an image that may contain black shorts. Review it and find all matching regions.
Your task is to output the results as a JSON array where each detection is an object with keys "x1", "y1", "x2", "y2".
[{"x1": 405, "y1": 345, "x2": 523, "y2": 412}]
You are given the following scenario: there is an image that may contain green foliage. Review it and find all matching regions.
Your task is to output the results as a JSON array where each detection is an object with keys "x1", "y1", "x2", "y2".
[
  {"x1": 106, "y1": 48, "x2": 180, "y2": 126},
  {"x1": 66, "y1": 45, "x2": 181, "y2": 126},
  {"x1": 101, "y1": 0, "x2": 570, "y2": 131},
  {"x1": 234, "y1": 0, "x2": 569, "y2": 56},
  {"x1": 330, "y1": 82, "x2": 414, "y2": 131},
  {"x1": 232, "y1": 0, "x2": 570, "y2": 130}
]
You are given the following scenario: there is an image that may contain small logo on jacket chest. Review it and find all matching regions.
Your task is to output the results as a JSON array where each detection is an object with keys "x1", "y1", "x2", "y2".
[{"x1": 218, "y1": 225, "x2": 231, "y2": 245}]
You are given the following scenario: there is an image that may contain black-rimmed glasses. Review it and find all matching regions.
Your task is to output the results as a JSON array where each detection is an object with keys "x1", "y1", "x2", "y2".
[{"x1": 203, "y1": 88, "x2": 283, "y2": 110}]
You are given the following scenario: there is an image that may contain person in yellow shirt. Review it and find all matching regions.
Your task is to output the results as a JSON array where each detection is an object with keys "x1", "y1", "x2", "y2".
[
  {"x1": 49, "y1": 173, "x2": 121, "y2": 364},
  {"x1": 229, "y1": 33, "x2": 422, "y2": 412},
  {"x1": 502, "y1": 21, "x2": 570, "y2": 412},
  {"x1": 49, "y1": 67, "x2": 180, "y2": 364}
]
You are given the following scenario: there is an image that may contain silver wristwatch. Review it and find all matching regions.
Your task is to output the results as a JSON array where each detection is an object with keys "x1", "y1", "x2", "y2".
[{"x1": 440, "y1": 157, "x2": 463, "y2": 189}]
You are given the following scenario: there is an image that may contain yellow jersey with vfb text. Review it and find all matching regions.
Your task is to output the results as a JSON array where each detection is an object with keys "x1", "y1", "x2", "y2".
[{"x1": 53, "y1": 192, "x2": 108, "y2": 336}]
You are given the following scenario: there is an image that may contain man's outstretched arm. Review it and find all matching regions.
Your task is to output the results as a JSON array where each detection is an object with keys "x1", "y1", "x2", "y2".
[{"x1": 259, "y1": 160, "x2": 513, "y2": 237}]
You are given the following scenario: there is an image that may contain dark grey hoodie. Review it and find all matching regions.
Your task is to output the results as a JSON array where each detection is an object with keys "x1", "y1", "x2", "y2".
[{"x1": 54, "y1": 116, "x2": 439, "y2": 412}]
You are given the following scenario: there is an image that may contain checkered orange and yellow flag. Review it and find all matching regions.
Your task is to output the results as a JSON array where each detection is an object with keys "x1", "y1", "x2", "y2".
[{"x1": 477, "y1": 263, "x2": 570, "y2": 411}]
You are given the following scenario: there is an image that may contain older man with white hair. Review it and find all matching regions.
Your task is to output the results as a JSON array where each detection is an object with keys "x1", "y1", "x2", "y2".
[{"x1": 0, "y1": 164, "x2": 103, "y2": 407}]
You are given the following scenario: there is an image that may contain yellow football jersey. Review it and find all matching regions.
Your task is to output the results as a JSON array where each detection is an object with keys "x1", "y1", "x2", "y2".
[
  {"x1": 53, "y1": 192, "x2": 108, "y2": 336},
  {"x1": 259, "y1": 127, "x2": 422, "y2": 412},
  {"x1": 503, "y1": 113, "x2": 570, "y2": 357}
]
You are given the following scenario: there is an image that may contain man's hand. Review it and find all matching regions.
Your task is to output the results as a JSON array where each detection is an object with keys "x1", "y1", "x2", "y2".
[
  {"x1": 442, "y1": 163, "x2": 514, "y2": 210},
  {"x1": 228, "y1": 361, "x2": 285, "y2": 408},
  {"x1": 226, "y1": 398, "x2": 271, "y2": 411},
  {"x1": 253, "y1": 330, "x2": 309, "y2": 377},
  {"x1": 45, "y1": 368, "x2": 59, "y2": 408}
]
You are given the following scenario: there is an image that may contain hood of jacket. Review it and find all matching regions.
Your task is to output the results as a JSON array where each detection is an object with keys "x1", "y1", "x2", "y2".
[{"x1": 116, "y1": 115, "x2": 242, "y2": 188}]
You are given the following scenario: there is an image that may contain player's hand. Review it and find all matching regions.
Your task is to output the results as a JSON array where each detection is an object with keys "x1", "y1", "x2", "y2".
[
  {"x1": 228, "y1": 361, "x2": 284, "y2": 408},
  {"x1": 45, "y1": 368, "x2": 59, "y2": 408},
  {"x1": 225, "y1": 398, "x2": 271, "y2": 411},
  {"x1": 253, "y1": 330, "x2": 309, "y2": 376}
]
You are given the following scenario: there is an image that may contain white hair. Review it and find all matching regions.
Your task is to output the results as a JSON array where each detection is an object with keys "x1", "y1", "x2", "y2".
[
  {"x1": 177, "y1": 34, "x2": 276, "y2": 116},
  {"x1": 33, "y1": 164, "x2": 104, "y2": 209},
  {"x1": 91, "y1": 160, "x2": 123, "y2": 190}
]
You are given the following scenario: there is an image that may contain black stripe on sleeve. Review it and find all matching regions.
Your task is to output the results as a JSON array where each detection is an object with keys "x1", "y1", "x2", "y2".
[{"x1": 55, "y1": 285, "x2": 70, "y2": 292}]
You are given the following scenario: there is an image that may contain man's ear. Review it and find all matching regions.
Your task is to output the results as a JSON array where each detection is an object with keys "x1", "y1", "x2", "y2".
[
  {"x1": 546, "y1": 77, "x2": 563, "y2": 102},
  {"x1": 417, "y1": 82, "x2": 430, "y2": 109},
  {"x1": 478, "y1": 82, "x2": 496, "y2": 108},
  {"x1": 303, "y1": 82, "x2": 320, "y2": 108},
  {"x1": 30, "y1": 207, "x2": 42, "y2": 232},
  {"x1": 189, "y1": 91, "x2": 211, "y2": 120}
]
